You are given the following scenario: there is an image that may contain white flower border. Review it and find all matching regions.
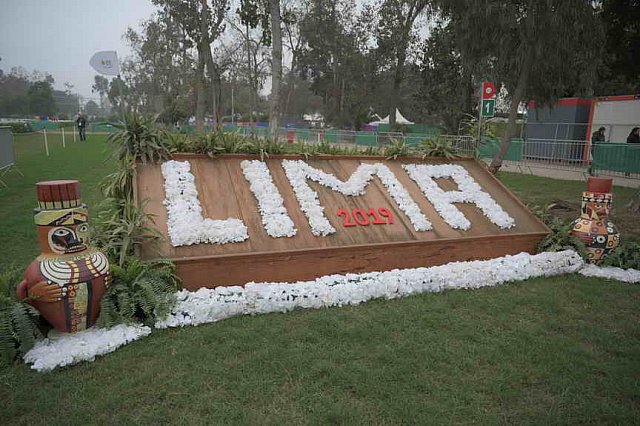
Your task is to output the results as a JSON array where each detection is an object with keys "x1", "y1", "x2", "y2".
[
  {"x1": 161, "y1": 160, "x2": 248, "y2": 246},
  {"x1": 24, "y1": 324, "x2": 151, "y2": 372},
  {"x1": 155, "y1": 250, "x2": 583, "y2": 328},
  {"x1": 23, "y1": 252, "x2": 640, "y2": 371},
  {"x1": 579, "y1": 264, "x2": 640, "y2": 283},
  {"x1": 240, "y1": 160, "x2": 297, "y2": 238},
  {"x1": 403, "y1": 164, "x2": 515, "y2": 230},
  {"x1": 282, "y1": 160, "x2": 431, "y2": 236}
]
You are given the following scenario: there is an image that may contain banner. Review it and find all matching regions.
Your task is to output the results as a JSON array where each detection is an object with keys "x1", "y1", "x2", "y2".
[{"x1": 89, "y1": 51, "x2": 119, "y2": 76}]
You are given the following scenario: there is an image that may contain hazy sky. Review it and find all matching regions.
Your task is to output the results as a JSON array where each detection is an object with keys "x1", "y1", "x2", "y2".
[{"x1": 0, "y1": 0, "x2": 158, "y2": 99}]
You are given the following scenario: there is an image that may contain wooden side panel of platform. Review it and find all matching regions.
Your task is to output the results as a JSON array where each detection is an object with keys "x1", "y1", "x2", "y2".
[{"x1": 175, "y1": 233, "x2": 545, "y2": 290}]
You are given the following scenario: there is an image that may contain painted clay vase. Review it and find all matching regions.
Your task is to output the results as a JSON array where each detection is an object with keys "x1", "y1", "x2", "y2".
[
  {"x1": 570, "y1": 177, "x2": 620, "y2": 265},
  {"x1": 16, "y1": 180, "x2": 110, "y2": 332}
]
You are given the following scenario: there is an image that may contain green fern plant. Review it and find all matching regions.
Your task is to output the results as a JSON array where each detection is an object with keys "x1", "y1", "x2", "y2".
[
  {"x1": 603, "y1": 241, "x2": 640, "y2": 270},
  {"x1": 420, "y1": 137, "x2": 460, "y2": 159},
  {"x1": 537, "y1": 217, "x2": 588, "y2": 258},
  {"x1": 0, "y1": 268, "x2": 42, "y2": 367},
  {"x1": 97, "y1": 257, "x2": 180, "y2": 327},
  {"x1": 107, "y1": 112, "x2": 170, "y2": 164}
]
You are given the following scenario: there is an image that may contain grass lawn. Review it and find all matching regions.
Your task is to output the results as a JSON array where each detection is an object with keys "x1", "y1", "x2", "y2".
[{"x1": 1, "y1": 133, "x2": 639, "y2": 424}]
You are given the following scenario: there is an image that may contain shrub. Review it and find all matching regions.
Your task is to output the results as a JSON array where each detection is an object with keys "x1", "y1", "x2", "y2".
[
  {"x1": 0, "y1": 121, "x2": 32, "y2": 133},
  {"x1": 385, "y1": 138, "x2": 412, "y2": 160},
  {"x1": 93, "y1": 199, "x2": 161, "y2": 268},
  {"x1": 603, "y1": 241, "x2": 640, "y2": 270},
  {"x1": 107, "y1": 113, "x2": 170, "y2": 164},
  {"x1": 420, "y1": 137, "x2": 460, "y2": 159},
  {"x1": 537, "y1": 217, "x2": 588, "y2": 258},
  {"x1": 97, "y1": 258, "x2": 180, "y2": 327}
]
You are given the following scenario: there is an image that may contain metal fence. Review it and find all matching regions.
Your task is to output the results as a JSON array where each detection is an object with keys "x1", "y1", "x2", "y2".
[{"x1": 477, "y1": 137, "x2": 640, "y2": 179}]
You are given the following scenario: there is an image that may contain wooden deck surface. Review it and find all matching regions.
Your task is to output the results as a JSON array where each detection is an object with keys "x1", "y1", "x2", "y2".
[{"x1": 136, "y1": 154, "x2": 548, "y2": 289}]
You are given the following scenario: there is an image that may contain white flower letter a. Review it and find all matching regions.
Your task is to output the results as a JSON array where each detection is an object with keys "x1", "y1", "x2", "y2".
[
  {"x1": 161, "y1": 160, "x2": 249, "y2": 247},
  {"x1": 282, "y1": 160, "x2": 431, "y2": 236},
  {"x1": 403, "y1": 164, "x2": 515, "y2": 230}
]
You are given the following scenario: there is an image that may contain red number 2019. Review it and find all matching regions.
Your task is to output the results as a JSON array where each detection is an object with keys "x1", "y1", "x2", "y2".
[{"x1": 337, "y1": 208, "x2": 394, "y2": 227}]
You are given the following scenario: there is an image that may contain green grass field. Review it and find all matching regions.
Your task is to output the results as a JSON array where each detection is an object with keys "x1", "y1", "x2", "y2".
[{"x1": 1, "y1": 133, "x2": 639, "y2": 424}]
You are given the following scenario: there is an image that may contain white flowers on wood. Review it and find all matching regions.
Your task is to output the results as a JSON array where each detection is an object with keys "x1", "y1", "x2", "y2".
[
  {"x1": 282, "y1": 160, "x2": 432, "y2": 235},
  {"x1": 161, "y1": 160, "x2": 248, "y2": 246},
  {"x1": 240, "y1": 160, "x2": 297, "y2": 238},
  {"x1": 403, "y1": 164, "x2": 515, "y2": 230}
]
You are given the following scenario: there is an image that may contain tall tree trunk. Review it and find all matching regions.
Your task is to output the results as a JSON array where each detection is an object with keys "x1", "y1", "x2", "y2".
[
  {"x1": 629, "y1": 189, "x2": 640, "y2": 213},
  {"x1": 488, "y1": 49, "x2": 534, "y2": 175},
  {"x1": 195, "y1": 49, "x2": 206, "y2": 132},
  {"x1": 269, "y1": 0, "x2": 283, "y2": 138},
  {"x1": 204, "y1": 48, "x2": 219, "y2": 128},
  {"x1": 200, "y1": 0, "x2": 218, "y2": 129},
  {"x1": 389, "y1": 59, "x2": 404, "y2": 129},
  {"x1": 246, "y1": 23, "x2": 255, "y2": 124}
]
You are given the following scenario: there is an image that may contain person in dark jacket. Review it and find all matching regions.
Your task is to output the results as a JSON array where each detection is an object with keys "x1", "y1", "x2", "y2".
[
  {"x1": 588, "y1": 127, "x2": 606, "y2": 175},
  {"x1": 627, "y1": 127, "x2": 640, "y2": 144},
  {"x1": 76, "y1": 113, "x2": 87, "y2": 142}
]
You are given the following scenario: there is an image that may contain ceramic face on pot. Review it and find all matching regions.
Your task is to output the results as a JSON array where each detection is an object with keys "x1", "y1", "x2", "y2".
[{"x1": 16, "y1": 181, "x2": 111, "y2": 333}]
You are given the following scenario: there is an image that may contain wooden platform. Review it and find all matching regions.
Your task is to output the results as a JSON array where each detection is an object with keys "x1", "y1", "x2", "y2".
[{"x1": 136, "y1": 154, "x2": 549, "y2": 290}]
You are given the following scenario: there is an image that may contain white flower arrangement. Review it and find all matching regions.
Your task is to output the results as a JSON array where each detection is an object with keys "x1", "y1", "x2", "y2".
[
  {"x1": 23, "y1": 324, "x2": 151, "y2": 372},
  {"x1": 155, "y1": 250, "x2": 583, "y2": 329},
  {"x1": 579, "y1": 264, "x2": 640, "y2": 283},
  {"x1": 161, "y1": 160, "x2": 248, "y2": 246},
  {"x1": 282, "y1": 160, "x2": 432, "y2": 236},
  {"x1": 403, "y1": 164, "x2": 515, "y2": 230},
  {"x1": 240, "y1": 160, "x2": 297, "y2": 238}
]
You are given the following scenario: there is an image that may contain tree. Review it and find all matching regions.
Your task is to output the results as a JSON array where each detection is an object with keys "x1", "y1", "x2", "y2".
[
  {"x1": 414, "y1": 22, "x2": 474, "y2": 132},
  {"x1": 238, "y1": 0, "x2": 284, "y2": 136},
  {"x1": 85, "y1": 100, "x2": 100, "y2": 116},
  {"x1": 594, "y1": 0, "x2": 640, "y2": 95},
  {"x1": 298, "y1": 0, "x2": 374, "y2": 128},
  {"x1": 27, "y1": 80, "x2": 56, "y2": 116},
  {"x1": 437, "y1": 0, "x2": 604, "y2": 174},
  {"x1": 123, "y1": 12, "x2": 195, "y2": 122},
  {"x1": 153, "y1": 0, "x2": 229, "y2": 131},
  {"x1": 374, "y1": 0, "x2": 429, "y2": 128}
]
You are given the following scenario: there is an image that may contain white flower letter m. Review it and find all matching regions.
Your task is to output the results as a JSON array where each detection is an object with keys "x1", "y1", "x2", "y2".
[{"x1": 282, "y1": 160, "x2": 431, "y2": 236}]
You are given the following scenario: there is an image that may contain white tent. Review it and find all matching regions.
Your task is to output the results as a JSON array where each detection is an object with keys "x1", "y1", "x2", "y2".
[{"x1": 369, "y1": 109, "x2": 414, "y2": 125}]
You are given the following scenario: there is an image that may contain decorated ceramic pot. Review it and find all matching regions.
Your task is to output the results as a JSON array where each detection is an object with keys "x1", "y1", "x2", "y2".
[
  {"x1": 570, "y1": 177, "x2": 620, "y2": 264},
  {"x1": 16, "y1": 180, "x2": 110, "y2": 333}
]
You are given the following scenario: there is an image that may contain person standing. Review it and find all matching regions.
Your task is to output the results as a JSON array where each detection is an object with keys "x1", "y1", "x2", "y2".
[
  {"x1": 589, "y1": 127, "x2": 606, "y2": 175},
  {"x1": 627, "y1": 127, "x2": 640, "y2": 144},
  {"x1": 76, "y1": 113, "x2": 87, "y2": 142}
]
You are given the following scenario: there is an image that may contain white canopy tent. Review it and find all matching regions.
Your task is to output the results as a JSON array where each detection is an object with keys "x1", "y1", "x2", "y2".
[{"x1": 368, "y1": 109, "x2": 414, "y2": 126}]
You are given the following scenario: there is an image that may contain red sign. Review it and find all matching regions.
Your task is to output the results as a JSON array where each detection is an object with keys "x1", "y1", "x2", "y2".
[{"x1": 482, "y1": 82, "x2": 497, "y2": 99}]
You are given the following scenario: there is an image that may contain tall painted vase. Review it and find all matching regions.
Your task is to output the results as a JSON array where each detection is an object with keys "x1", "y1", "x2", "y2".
[
  {"x1": 570, "y1": 177, "x2": 620, "y2": 264},
  {"x1": 16, "y1": 180, "x2": 110, "y2": 333}
]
